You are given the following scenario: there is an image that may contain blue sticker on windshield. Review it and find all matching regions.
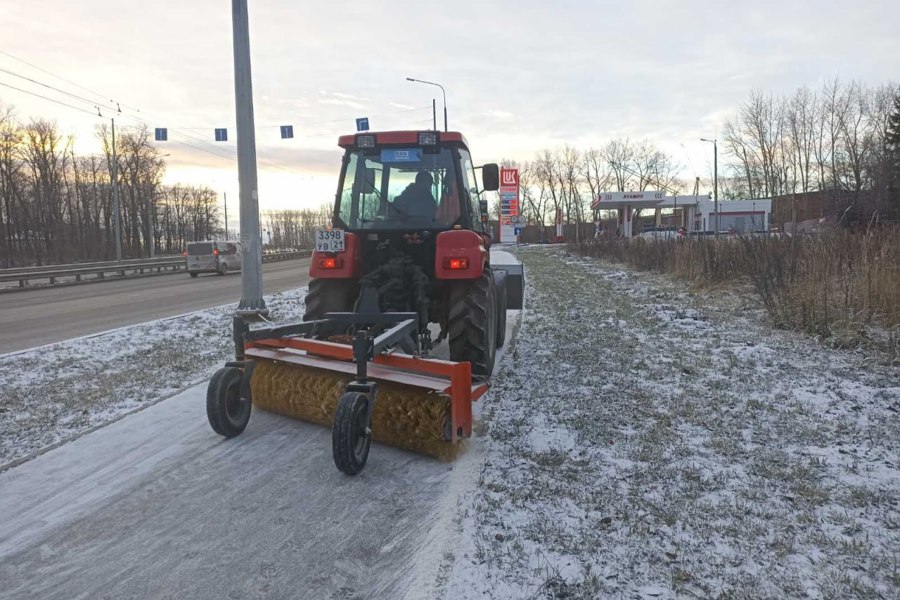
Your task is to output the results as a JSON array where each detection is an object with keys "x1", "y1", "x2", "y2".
[{"x1": 380, "y1": 148, "x2": 422, "y2": 163}]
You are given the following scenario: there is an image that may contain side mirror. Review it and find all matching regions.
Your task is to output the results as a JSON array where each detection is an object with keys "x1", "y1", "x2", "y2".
[{"x1": 481, "y1": 163, "x2": 500, "y2": 191}]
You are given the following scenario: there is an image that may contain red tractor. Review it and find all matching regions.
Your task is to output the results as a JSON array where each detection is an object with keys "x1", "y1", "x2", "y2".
[
  {"x1": 206, "y1": 130, "x2": 524, "y2": 474},
  {"x1": 305, "y1": 130, "x2": 521, "y2": 377}
]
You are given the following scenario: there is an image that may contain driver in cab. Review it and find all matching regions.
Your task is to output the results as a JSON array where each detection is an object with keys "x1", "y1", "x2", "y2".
[{"x1": 393, "y1": 171, "x2": 437, "y2": 219}]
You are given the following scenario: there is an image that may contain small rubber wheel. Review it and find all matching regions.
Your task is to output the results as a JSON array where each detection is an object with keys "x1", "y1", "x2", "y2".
[
  {"x1": 190, "y1": 272, "x2": 198, "y2": 278},
  {"x1": 332, "y1": 391, "x2": 371, "y2": 475},
  {"x1": 206, "y1": 366, "x2": 251, "y2": 437}
]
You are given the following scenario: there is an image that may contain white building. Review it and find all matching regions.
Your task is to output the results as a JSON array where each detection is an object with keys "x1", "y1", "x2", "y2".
[{"x1": 592, "y1": 192, "x2": 772, "y2": 237}]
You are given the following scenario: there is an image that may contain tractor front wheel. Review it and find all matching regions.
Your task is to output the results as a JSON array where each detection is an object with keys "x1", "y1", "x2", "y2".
[{"x1": 304, "y1": 279, "x2": 357, "y2": 321}]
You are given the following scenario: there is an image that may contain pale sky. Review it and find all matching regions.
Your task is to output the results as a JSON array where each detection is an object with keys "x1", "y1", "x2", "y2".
[{"x1": 2, "y1": 0, "x2": 899, "y2": 222}]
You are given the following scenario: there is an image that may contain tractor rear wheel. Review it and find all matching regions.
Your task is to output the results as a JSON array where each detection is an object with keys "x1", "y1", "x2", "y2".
[
  {"x1": 304, "y1": 279, "x2": 357, "y2": 321},
  {"x1": 448, "y1": 269, "x2": 497, "y2": 378}
]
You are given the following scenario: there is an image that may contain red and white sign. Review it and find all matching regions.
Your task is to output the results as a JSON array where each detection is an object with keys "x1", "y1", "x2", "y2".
[
  {"x1": 500, "y1": 168, "x2": 519, "y2": 190},
  {"x1": 499, "y1": 167, "x2": 519, "y2": 243}
]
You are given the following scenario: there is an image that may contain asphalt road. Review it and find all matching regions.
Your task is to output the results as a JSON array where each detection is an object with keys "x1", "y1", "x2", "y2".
[{"x1": 0, "y1": 258, "x2": 311, "y2": 354}]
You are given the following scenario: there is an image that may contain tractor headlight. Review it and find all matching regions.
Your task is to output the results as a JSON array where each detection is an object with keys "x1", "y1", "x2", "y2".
[{"x1": 357, "y1": 135, "x2": 375, "y2": 148}]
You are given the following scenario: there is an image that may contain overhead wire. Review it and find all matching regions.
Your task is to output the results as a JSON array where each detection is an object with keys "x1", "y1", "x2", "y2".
[
  {"x1": 0, "y1": 67, "x2": 109, "y2": 112},
  {"x1": 0, "y1": 80, "x2": 99, "y2": 116},
  {"x1": 0, "y1": 52, "x2": 434, "y2": 177},
  {"x1": 0, "y1": 50, "x2": 135, "y2": 112}
]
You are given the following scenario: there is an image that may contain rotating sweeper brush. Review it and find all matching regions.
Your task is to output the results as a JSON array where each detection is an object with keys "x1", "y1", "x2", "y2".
[{"x1": 206, "y1": 310, "x2": 488, "y2": 474}]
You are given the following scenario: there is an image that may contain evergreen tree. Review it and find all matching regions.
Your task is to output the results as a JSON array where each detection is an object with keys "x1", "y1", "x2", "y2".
[
  {"x1": 887, "y1": 87, "x2": 900, "y2": 162},
  {"x1": 886, "y1": 88, "x2": 900, "y2": 219}
]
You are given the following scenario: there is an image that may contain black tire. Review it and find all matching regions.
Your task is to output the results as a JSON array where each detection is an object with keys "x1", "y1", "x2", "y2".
[
  {"x1": 494, "y1": 272, "x2": 508, "y2": 348},
  {"x1": 304, "y1": 278, "x2": 358, "y2": 321},
  {"x1": 448, "y1": 269, "x2": 497, "y2": 377},
  {"x1": 206, "y1": 367, "x2": 251, "y2": 437},
  {"x1": 189, "y1": 272, "x2": 198, "y2": 278},
  {"x1": 332, "y1": 391, "x2": 371, "y2": 475}
]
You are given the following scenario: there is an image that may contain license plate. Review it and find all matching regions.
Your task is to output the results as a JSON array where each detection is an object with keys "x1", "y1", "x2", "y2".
[{"x1": 315, "y1": 229, "x2": 345, "y2": 253}]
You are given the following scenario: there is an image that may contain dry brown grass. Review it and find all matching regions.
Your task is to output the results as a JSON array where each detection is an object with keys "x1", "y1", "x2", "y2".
[{"x1": 573, "y1": 228, "x2": 900, "y2": 356}]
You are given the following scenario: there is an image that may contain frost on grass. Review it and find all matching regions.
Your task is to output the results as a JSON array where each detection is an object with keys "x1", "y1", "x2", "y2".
[
  {"x1": 444, "y1": 248, "x2": 900, "y2": 599},
  {"x1": 0, "y1": 288, "x2": 307, "y2": 466}
]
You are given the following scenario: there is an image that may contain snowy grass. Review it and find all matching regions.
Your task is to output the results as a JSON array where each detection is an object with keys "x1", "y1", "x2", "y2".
[
  {"x1": 0, "y1": 288, "x2": 307, "y2": 467},
  {"x1": 443, "y1": 247, "x2": 900, "y2": 599}
]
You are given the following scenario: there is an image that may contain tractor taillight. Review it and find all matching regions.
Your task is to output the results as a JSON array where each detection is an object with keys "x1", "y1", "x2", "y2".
[
  {"x1": 213, "y1": 249, "x2": 219, "y2": 256},
  {"x1": 319, "y1": 257, "x2": 343, "y2": 269},
  {"x1": 183, "y1": 251, "x2": 187, "y2": 257},
  {"x1": 444, "y1": 257, "x2": 469, "y2": 270}
]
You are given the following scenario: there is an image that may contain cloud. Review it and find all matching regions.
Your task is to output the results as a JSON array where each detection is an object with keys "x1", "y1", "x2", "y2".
[{"x1": 2, "y1": 0, "x2": 898, "y2": 207}]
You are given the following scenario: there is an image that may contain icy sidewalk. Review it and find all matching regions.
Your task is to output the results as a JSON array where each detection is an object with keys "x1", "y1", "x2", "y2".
[
  {"x1": 441, "y1": 247, "x2": 900, "y2": 599},
  {"x1": 0, "y1": 287, "x2": 307, "y2": 467}
]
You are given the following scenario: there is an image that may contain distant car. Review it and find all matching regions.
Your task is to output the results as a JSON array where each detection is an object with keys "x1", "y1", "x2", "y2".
[
  {"x1": 637, "y1": 229, "x2": 680, "y2": 241},
  {"x1": 185, "y1": 241, "x2": 242, "y2": 277}
]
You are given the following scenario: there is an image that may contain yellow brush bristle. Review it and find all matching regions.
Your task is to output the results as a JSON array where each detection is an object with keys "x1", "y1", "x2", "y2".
[{"x1": 249, "y1": 360, "x2": 464, "y2": 461}]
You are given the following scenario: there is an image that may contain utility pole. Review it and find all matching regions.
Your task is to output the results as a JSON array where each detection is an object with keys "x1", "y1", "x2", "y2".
[
  {"x1": 432, "y1": 99, "x2": 437, "y2": 131},
  {"x1": 111, "y1": 118, "x2": 122, "y2": 263},
  {"x1": 714, "y1": 139, "x2": 718, "y2": 236},
  {"x1": 146, "y1": 186, "x2": 154, "y2": 258},
  {"x1": 232, "y1": 0, "x2": 267, "y2": 318},
  {"x1": 701, "y1": 138, "x2": 719, "y2": 236},
  {"x1": 223, "y1": 192, "x2": 228, "y2": 239}
]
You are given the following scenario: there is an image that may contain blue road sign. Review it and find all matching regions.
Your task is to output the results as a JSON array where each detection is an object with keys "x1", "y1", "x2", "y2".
[
  {"x1": 514, "y1": 227, "x2": 523, "y2": 236},
  {"x1": 214, "y1": 128, "x2": 228, "y2": 142},
  {"x1": 280, "y1": 125, "x2": 294, "y2": 139},
  {"x1": 154, "y1": 128, "x2": 168, "y2": 141},
  {"x1": 356, "y1": 117, "x2": 369, "y2": 132}
]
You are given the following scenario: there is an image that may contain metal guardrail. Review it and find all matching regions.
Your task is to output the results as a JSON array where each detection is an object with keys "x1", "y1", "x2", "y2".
[{"x1": 0, "y1": 250, "x2": 312, "y2": 290}]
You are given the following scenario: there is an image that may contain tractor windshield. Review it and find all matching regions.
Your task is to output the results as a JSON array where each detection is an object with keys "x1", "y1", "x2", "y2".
[{"x1": 337, "y1": 147, "x2": 462, "y2": 230}]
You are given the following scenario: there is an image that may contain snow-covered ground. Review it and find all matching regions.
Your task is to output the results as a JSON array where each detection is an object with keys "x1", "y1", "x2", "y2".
[
  {"x1": 439, "y1": 247, "x2": 900, "y2": 599},
  {"x1": 0, "y1": 288, "x2": 306, "y2": 467},
  {"x1": 3, "y1": 246, "x2": 899, "y2": 598}
]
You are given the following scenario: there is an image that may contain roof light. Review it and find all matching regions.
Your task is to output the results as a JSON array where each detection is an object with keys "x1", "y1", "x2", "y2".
[
  {"x1": 357, "y1": 135, "x2": 375, "y2": 148},
  {"x1": 443, "y1": 257, "x2": 469, "y2": 270},
  {"x1": 418, "y1": 132, "x2": 438, "y2": 146}
]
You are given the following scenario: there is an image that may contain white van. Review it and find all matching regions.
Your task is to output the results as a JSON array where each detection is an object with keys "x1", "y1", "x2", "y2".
[{"x1": 185, "y1": 241, "x2": 242, "y2": 277}]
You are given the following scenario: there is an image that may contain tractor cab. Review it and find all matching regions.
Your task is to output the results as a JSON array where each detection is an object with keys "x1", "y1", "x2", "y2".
[{"x1": 333, "y1": 131, "x2": 498, "y2": 234}]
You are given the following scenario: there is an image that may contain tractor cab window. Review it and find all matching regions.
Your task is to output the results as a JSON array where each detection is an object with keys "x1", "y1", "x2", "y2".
[
  {"x1": 458, "y1": 149, "x2": 481, "y2": 230},
  {"x1": 337, "y1": 147, "x2": 461, "y2": 230}
]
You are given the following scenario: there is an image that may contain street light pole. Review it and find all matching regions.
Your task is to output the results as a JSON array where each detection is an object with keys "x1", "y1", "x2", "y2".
[
  {"x1": 232, "y1": 0, "x2": 267, "y2": 318},
  {"x1": 701, "y1": 138, "x2": 719, "y2": 236},
  {"x1": 111, "y1": 118, "x2": 122, "y2": 263},
  {"x1": 223, "y1": 191, "x2": 229, "y2": 239},
  {"x1": 407, "y1": 77, "x2": 447, "y2": 131}
]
